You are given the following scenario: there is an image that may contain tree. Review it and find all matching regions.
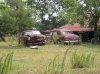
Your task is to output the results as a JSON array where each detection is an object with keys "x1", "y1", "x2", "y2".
[
  {"x1": 27, "y1": 0, "x2": 63, "y2": 30},
  {"x1": 0, "y1": 2, "x2": 14, "y2": 41},
  {"x1": 60, "y1": 0, "x2": 100, "y2": 43},
  {"x1": 5, "y1": 0, "x2": 35, "y2": 31},
  {"x1": 0, "y1": 0, "x2": 35, "y2": 43},
  {"x1": 78, "y1": 0, "x2": 100, "y2": 43},
  {"x1": 59, "y1": 0, "x2": 79, "y2": 23},
  {"x1": 0, "y1": 0, "x2": 37, "y2": 42}
]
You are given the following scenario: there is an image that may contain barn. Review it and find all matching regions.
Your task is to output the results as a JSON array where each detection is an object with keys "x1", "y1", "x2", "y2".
[{"x1": 58, "y1": 23, "x2": 94, "y2": 42}]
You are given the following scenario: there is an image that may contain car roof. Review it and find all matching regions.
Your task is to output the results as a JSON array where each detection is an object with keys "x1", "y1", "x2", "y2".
[
  {"x1": 23, "y1": 30, "x2": 39, "y2": 32},
  {"x1": 51, "y1": 29, "x2": 71, "y2": 32},
  {"x1": 59, "y1": 29, "x2": 71, "y2": 32}
]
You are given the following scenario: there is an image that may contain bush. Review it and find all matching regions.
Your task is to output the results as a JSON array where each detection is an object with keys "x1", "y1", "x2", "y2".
[
  {"x1": 71, "y1": 52, "x2": 95, "y2": 69},
  {"x1": 0, "y1": 52, "x2": 13, "y2": 74},
  {"x1": 51, "y1": 35, "x2": 60, "y2": 44}
]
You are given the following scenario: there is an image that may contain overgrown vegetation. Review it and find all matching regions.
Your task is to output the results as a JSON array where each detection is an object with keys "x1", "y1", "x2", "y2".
[
  {"x1": 0, "y1": 52, "x2": 13, "y2": 74},
  {"x1": 0, "y1": 43, "x2": 100, "y2": 74},
  {"x1": 44, "y1": 47, "x2": 70, "y2": 74},
  {"x1": 44, "y1": 47, "x2": 96, "y2": 74},
  {"x1": 71, "y1": 52, "x2": 95, "y2": 69},
  {"x1": 0, "y1": 0, "x2": 100, "y2": 43},
  {"x1": 60, "y1": 0, "x2": 100, "y2": 43}
]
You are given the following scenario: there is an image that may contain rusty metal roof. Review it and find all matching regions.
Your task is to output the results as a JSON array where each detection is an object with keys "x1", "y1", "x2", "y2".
[{"x1": 58, "y1": 23, "x2": 94, "y2": 32}]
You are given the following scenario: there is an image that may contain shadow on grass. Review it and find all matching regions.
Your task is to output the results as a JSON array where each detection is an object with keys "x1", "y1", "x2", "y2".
[{"x1": 81, "y1": 43, "x2": 100, "y2": 48}]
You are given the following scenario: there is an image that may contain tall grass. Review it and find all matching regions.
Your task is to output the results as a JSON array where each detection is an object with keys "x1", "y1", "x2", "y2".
[
  {"x1": 44, "y1": 47, "x2": 71, "y2": 74},
  {"x1": 0, "y1": 52, "x2": 13, "y2": 74},
  {"x1": 44, "y1": 55, "x2": 60, "y2": 74},
  {"x1": 71, "y1": 52, "x2": 95, "y2": 69},
  {"x1": 6, "y1": 36, "x2": 18, "y2": 45},
  {"x1": 44, "y1": 46, "x2": 96, "y2": 74}
]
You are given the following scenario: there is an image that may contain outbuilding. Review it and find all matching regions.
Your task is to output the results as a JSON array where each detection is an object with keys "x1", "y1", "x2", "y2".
[{"x1": 58, "y1": 23, "x2": 94, "y2": 42}]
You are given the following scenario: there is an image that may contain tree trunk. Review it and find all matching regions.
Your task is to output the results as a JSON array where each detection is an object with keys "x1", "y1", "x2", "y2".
[
  {"x1": 0, "y1": 36, "x2": 6, "y2": 42},
  {"x1": 0, "y1": 32, "x2": 6, "y2": 42},
  {"x1": 93, "y1": 17, "x2": 99, "y2": 44},
  {"x1": 18, "y1": 24, "x2": 21, "y2": 44}
]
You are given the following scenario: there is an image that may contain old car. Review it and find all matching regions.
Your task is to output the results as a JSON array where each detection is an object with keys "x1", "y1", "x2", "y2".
[
  {"x1": 50, "y1": 29, "x2": 80, "y2": 43},
  {"x1": 19, "y1": 30, "x2": 46, "y2": 46}
]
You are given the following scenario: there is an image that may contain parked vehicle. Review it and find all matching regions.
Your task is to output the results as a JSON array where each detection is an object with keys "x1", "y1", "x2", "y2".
[
  {"x1": 50, "y1": 29, "x2": 80, "y2": 43},
  {"x1": 19, "y1": 30, "x2": 46, "y2": 46}
]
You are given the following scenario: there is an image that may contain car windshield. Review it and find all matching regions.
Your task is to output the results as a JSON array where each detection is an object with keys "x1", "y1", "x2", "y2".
[
  {"x1": 62, "y1": 31, "x2": 73, "y2": 35},
  {"x1": 25, "y1": 30, "x2": 41, "y2": 35}
]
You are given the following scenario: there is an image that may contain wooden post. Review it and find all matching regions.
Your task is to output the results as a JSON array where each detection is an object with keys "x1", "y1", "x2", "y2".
[{"x1": 79, "y1": 33, "x2": 82, "y2": 43}]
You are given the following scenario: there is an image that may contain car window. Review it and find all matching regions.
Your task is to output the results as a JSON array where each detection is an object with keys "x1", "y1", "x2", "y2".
[
  {"x1": 50, "y1": 32, "x2": 53, "y2": 36},
  {"x1": 24, "y1": 31, "x2": 41, "y2": 35},
  {"x1": 24, "y1": 32, "x2": 33, "y2": 36},
  {"x1": 52, "y1": 32, "x2": 58, "y2": 35},
  {"x1": 32, "y1": 31, "x2": 41, "y2": 34},
  {"x1": 62, "y1": 31, "x2": 73, "y2": 34}
]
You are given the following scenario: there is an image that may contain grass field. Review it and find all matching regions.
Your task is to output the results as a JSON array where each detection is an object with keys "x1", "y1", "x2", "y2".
[{"x1": 0, "y1": 38, "x2": 100, "y2": 74}]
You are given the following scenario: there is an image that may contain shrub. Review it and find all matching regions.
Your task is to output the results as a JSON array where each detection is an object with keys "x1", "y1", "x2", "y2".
[
  {"x1": 0, "y1": 52, "x2": 13, "y2": 74},
  {"x1": 51, "y1": 35, "x2": 60, "y2": 44},
  {"x1": 71, "y1": 52, "x2": 95, "y2": 69}
]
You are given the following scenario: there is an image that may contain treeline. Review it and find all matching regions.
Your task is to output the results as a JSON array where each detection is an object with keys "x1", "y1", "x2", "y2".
[
  {"x1": 0, "y1": 0, "x2": 65, "y2": 41},
  {"x1": 0, "y1": 0, "x2": 100, "y2": 43}
]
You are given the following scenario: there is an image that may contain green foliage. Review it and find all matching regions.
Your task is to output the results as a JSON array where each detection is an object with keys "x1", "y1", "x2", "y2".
[
  {"x1": 0, "y1": 2, "x2": 8, "y2": 9},
  {"x1": 27, "y1": 0, "x2": 63, "y2": 30},
  {"x1": 0, "y1": 4, "x2": 16, "y2": 41},
  {"x1": 0, "y1": 52, "x2": 13, "y2": 74},
  {"x1": 0, "y1": 0, "x2": 36, "y2": 37},
  {"x1": 71, "y1": 52, "x2": 95, "y2": 69},
  {"x1": 44, "y1": 47, "x2": 70, "y2": 74},
  {"x1": 60, "y1": 0, "x2": 100, "y2": 24},
  {"x1": 0, "y1": 7, "x2": 16, "y2": 35},
  {"x1": 52, "y1": 35, "x2": 60, "y2": 44},
  {"x1": 59, "y1": 0, "x2": 80, "y2": 24},
  {"x1": 59, "y1": 0, "x2": 100, "y2": 43},
  {"x1": 6, "y1": 0, "x2": 35, "y2": 31},
  {"x1": 44, "y1": 55, "x2": 60, "y2": 74}
]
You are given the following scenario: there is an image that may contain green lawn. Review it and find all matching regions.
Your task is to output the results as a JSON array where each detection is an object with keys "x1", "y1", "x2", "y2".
[{"x1": 0, "y1": 40, "x2": 100, "y2": 74}]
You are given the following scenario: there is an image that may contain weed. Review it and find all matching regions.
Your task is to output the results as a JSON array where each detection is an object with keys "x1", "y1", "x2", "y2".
[
  {"x1": 0, "y1": 52, "x2": 13, "y2": 74},
  {"x1": 44, "y1": 47, "x2": 71, "y2": 74},
  {"x1": 71, "y1": 52, "x2": 95, "y2": 69}
]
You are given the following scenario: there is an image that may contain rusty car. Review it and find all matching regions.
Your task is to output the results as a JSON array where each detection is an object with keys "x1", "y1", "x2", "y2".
[
  {"x1": 50, "y1": 29, "x2": 80, "y2": 43},
  {"x1": 19, "y1": 30, "x2": 46, "y2": 46}
]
